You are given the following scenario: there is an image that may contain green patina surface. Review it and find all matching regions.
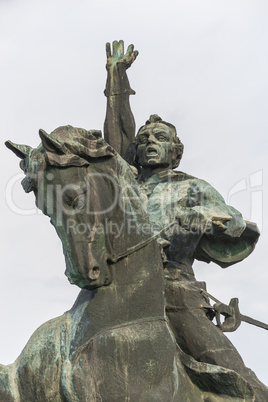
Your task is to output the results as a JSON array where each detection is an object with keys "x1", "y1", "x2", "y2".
[{"x1": 1, "y1": 40, "x2": 267, "y2": 401}]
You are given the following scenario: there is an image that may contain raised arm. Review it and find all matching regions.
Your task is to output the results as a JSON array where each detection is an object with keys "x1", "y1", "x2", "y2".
[{"x1": 104, "y1": 40, "x2": 138, "y2": 163}]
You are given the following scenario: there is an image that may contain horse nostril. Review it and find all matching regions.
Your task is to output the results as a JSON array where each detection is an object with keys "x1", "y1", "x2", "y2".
[{"x1": 88, "y1": 266, "x2": 100, "y2": 280}]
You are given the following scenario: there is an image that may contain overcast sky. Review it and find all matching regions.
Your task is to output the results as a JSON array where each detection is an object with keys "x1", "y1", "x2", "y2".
[{"x1": 1, "y1": 0, "x2": 268, "y2": 385}]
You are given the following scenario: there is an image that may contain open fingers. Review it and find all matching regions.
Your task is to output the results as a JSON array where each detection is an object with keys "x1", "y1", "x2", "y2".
[
  {"x1": 126, "y1": 45, "x2": 139, "y2": 64},
  {"x1": 126, "y1": 44, "x2": 134, "y2": 56},
  {"x1": 133, "y1": 50, "x2": 139, "y2": 60},
  {"x1": 107, "y1": 40, "x2": 138, "y2": 66},
  {"x1": 118, "y1": 40, "x2": 124, "y2": 55},
  {"x1": 112, "y1": 40, "x2": 119, "y2": 56},
  {"x1": 106, "y1": 42, "x2": 111, "y2": 58}
]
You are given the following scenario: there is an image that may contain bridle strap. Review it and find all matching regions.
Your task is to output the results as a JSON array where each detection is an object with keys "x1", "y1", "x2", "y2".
[{"x1": 109, "y1": 219, "x2": 179, "y2": 262}]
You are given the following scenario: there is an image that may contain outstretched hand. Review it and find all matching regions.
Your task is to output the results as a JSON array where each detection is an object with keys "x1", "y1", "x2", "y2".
[{"x1": 106, "y1": 40, "x2": 138, "y2": 70}]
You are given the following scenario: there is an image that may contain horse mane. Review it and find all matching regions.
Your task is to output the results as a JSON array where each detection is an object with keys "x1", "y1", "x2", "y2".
[
  {"x1": 5, "y1": 125, "x2": 117, "y2": 193},
  {"x1": 41, "y1": 125, "x2": 116, "y2": 168}
]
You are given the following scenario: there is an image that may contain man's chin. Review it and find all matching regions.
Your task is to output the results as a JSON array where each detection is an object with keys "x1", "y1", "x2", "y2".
[
  {"x1": 142, "y1": 160, "x2": 170, "y2": 169},
  {"x1": 144, "y1": 156, "x2": 162, "y2": 165},
  {"x1": 147, "y1": 159, "x2": 159, "y2": 165}
]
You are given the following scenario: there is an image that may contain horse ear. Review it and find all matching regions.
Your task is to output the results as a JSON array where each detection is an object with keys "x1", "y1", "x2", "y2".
[
  {"x1": 39, "y1": 129, "x2": 62, "y2": 153},
  {"x1": 5, "y1": 141, "x2": 32, "y2": 159}
]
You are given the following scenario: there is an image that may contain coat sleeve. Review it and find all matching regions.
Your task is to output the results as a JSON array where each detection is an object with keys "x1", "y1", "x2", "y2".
[{"x1": 190, "y1": 180, "x2": 260, "y2": 268}]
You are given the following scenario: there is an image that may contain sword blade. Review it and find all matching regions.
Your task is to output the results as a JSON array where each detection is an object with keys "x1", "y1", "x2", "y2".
[{"x1": 241, "y1": 314, "x2": 268, "y2": 331}]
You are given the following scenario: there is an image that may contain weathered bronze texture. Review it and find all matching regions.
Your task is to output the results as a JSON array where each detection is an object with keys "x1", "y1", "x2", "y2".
[
  {"x1": 104, "y1": 40, "x2": 268, "y2": 401},
  {"x1": 1, "y1": 40, "x2": 267, "y2": 401}
]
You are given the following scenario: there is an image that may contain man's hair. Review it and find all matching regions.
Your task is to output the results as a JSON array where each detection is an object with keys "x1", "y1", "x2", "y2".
[{"x1": 135, "y1": 114, "x2": 184, "y2": 169}]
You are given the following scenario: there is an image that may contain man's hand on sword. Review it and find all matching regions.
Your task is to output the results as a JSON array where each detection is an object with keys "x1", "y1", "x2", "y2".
[{"x1": 200, "y1": 289, "x2": 268, "y2": 333}]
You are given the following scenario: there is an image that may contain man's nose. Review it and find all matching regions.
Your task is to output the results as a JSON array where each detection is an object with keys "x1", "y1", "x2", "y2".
[{"x1": 148, "y1": 134, "x2": 156, "y2": 143}]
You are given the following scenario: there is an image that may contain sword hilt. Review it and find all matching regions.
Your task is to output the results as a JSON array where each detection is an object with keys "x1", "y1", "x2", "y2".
[
  {"x1": 200, "y1": 288, "x2": 268, "y2": 332},
  {"x1": 214, "y1": 298, "x2": 242, "y2": 332},
  {"x1": 200, "y1": 289, "x2": 241, "y2": 332}
]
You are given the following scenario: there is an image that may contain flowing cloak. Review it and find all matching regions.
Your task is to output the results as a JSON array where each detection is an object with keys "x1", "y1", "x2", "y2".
[{"x1": 138, "y1": 170, "x2": 259, "y2": 269}]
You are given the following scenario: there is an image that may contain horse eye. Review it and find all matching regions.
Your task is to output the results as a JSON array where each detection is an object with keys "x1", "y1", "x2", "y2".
[{"x1": 71, "y1": 194, "x2": 85, "y2": 210}]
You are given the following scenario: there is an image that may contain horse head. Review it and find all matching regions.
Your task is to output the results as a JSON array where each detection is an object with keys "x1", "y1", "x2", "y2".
[{"x1": 6, "y1": 125, "x2": 152, "y2": 290}]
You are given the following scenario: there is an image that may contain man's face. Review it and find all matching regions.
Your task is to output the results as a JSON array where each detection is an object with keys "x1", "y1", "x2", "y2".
[{"x1": 136, "y1": 123, "x2": 174, "y2": 168}]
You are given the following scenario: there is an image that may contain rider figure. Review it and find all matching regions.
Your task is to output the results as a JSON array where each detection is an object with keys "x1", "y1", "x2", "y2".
[{"x1": 103, "y1": 40, "x2": 268, "y2": 400}]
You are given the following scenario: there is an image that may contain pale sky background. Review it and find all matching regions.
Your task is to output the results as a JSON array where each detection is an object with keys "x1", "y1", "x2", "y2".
[{"x1": 1, "y1": 0, "x2": 268, "y2": 385}]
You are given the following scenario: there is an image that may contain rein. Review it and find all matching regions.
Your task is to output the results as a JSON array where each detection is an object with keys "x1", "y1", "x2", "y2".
[{"x1": 109, "y1": 219, "x2": 179, "y2": 262}]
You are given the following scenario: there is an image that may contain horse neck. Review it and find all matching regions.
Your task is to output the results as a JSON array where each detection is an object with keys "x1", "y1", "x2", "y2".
[
  {"x1": 109, "y1": 239, "x2": 165, "y2": 322},
  {"x1": 69, "y1": 240, "x2": 165, "y2": 346}
]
